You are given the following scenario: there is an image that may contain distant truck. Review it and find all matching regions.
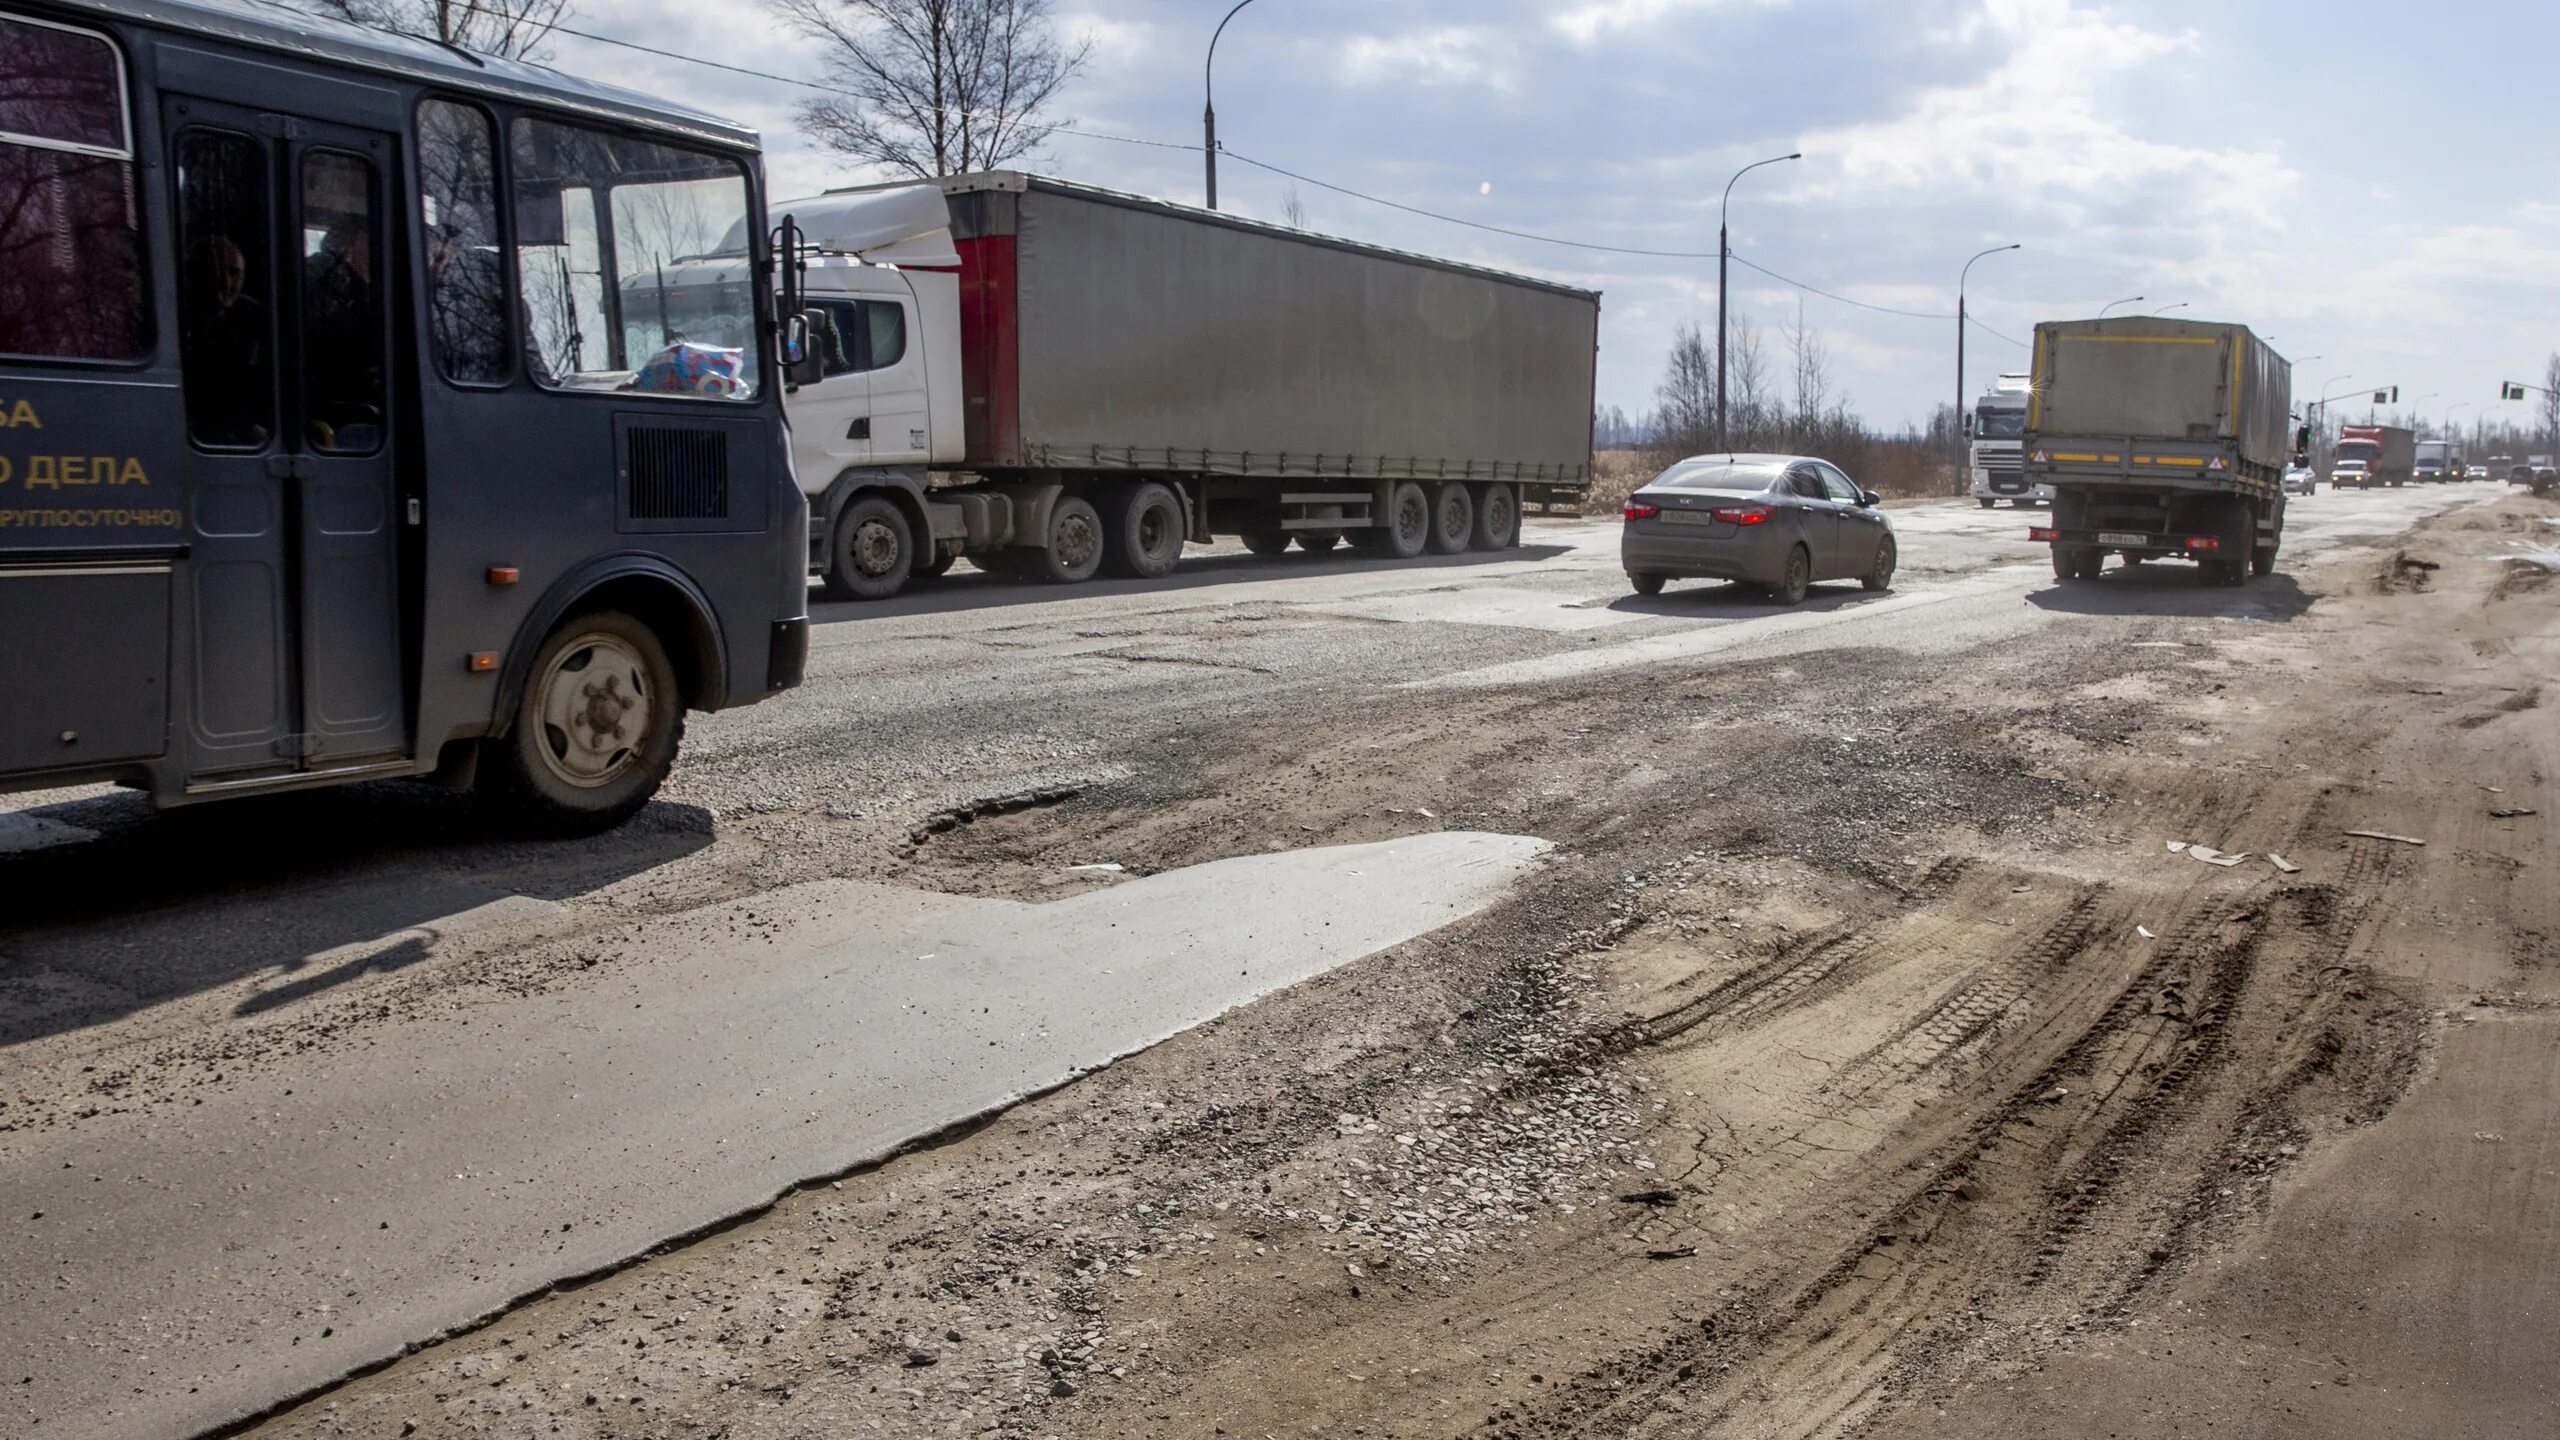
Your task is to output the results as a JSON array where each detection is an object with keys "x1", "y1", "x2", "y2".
[
  {"x1": 2020, "y1": 317, "x2": 2294, "y2": 587},
  {"x1": 652, "y1": 174, "x2": 1599, "y2": 599},
  {"x1": 2413, "y1": 438, "x2": 2455, "y2": 483},
  {"x1": 1968, "y1": 372, "x2": 2046, "y2": 508},
  {"x1": 2336, "y1": 425, "x2": 2414, "y2": 489}
]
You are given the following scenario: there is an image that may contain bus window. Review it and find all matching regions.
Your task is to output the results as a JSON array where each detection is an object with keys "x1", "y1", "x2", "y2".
[
  {"x1": 173, "y1": 128, "x2": 276, "y2": 447},
  {"x1": 509, "y1": 116, "x2": 757, "y2": 401},
  {"x1": 417, "y1": 98, "x2": 509, "y2": 385},
  {"x1": 297, "y1": 149, "x2": 386, "y2": 453},
  {"x1": 0, "y1": 12, "x2": 146, "y2": 361}
]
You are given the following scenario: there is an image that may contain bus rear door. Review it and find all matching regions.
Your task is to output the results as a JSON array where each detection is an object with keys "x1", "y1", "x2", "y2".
[{"x1": 164, "y1": 93, "x2": 407, "y2": 779}]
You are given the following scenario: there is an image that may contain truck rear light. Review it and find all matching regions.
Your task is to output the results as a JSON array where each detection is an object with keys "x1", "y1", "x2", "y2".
[
  {"x1": 1623, "y1": 501, "x2": 1659, "y2": 521},
  {"x1": 1711, "y1": 506, "x2": 1771, "y2": 525},
  {"x1": 2028, "y1": 526, "x2": 2057, "y2": 542},
  {"x1": 2185, "y1": 536, "x2": 2220, "y2": 551}
]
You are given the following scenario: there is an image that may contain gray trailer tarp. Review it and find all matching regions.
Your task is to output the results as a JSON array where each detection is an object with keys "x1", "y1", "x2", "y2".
[
  {"x1": 941, "y1": 173, "x2": 1598, "y2": 488},
  {"x1": 2027, "y1": 318, "x2": 2293, "y2": 481}
]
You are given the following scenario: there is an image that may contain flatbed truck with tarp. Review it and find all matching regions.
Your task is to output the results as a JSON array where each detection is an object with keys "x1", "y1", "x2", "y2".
[{"x1": 2021, "y1": 317, "x2": 2298, "y2": 588}]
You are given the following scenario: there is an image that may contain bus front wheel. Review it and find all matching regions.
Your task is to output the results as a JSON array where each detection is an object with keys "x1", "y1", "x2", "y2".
[{"x1": 487, "y1": 610, "x2": 683, "y2": 834}]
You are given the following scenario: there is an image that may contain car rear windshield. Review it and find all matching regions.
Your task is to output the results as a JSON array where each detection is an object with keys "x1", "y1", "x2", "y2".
[{"x1": 1654, "y1": 463, "x2": 1783, "y2": 491}]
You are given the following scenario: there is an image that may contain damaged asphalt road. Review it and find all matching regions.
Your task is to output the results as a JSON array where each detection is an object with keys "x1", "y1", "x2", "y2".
[{"x1": 3, "y1": 485, "x2": 2552, "y2": 1440}]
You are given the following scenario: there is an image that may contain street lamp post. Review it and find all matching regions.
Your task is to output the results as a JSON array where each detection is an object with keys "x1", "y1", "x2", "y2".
[
  {"x1": 1716, "y1": 151, "x2": 1801, "y2": 451},
  {"x1": 1956, "y1": 243, "x2": 2021, "y2": 487},
  {"x1": 2152, "y1": 302, "x2": 2190, "y2": 316},
  {"x1": 2098, "y1": 296, "x2": 2144, "y2": 317},
  {"x1": 1203, "y1": 0, "x2": 1262, "y2": 211}
]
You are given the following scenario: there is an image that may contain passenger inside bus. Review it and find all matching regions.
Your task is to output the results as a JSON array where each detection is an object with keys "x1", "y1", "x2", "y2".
[
  {"x1": 302, "y1": 209, "x2": 384, "y2": 450},
  {"x1": 179, "y1": 235, "x2": 270, "y2": 447}
]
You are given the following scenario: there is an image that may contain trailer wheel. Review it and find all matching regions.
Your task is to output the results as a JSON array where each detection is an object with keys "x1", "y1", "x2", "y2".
[
  {"x1": 1379, "y1": 481, "x2": 1430, "y2": 559},
  {"x1": 1469, "y1": 482, "x2": 1521, "y2": 550},
  {"x1": 485, "y1": 610, "x2": 682, "y2": 835},
  {"x1": 1426, "y1": 482, "x2": 1474, "y2": 555},
  {"x1": 1101, "y1": 482, "x2": 1186, "y2": 579},
  {"x1": 2052, "y1": 544, "x2": 2096, "y2": 583},
  {"x1": 1033, "y1": 496, "x2": 1105, "y2": 584},
  {"x1": 1297, "y1": 531, "x2": 1342, "y2": 554},
  {"x1": 821, "y1": 495, "x2": 912, "y2": 601},
  {"x1": 1240, "y1": 529, "x2": 1291, "y2": 556}
]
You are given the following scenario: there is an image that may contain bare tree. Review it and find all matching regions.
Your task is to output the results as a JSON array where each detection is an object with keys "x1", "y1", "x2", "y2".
[
  {"x1": 1652, "y1": 321, "x2": 1716, "y2": 456},
  {"x1": 302, "y1": 0, "x2": 569, "y2": 59},
  {"x1": 771, "y1": 0, "x2": 1088, "y2": 179},
  {"x1": 1281, "y1": 186, "x2": 1308, "y2": 230},
  {"x1": 2543, "y1": 352, "x2": 2560, "y2": 455},
  {"x1": 1726, "y1": 313, "x2": 1770, "y2": 448},
  {"x1": 1782, "y1": 299, "x2": 1831, "y2": 443}
]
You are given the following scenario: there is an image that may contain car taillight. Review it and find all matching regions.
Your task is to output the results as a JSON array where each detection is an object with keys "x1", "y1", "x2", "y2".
[
  {"x1": 1711, "y1": 506, "x2": 1771, "y2": 525},
  {"x1": 1623, "y1": 501, "x2": 1660, "y2": 521}
]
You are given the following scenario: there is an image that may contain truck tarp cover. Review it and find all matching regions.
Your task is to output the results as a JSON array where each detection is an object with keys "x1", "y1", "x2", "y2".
[
  {"x1": 2029, "y1": 318, "x2": 2292, "y2": 474},
  {"x1": 941, "y1": 174, "x2": 1599, "y2": 480}
]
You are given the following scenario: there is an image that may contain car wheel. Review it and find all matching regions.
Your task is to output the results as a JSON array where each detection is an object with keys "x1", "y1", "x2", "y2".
[
  {"x1": 1240, "y1": 529, "x2": 1291, "y2": 556},
  {"x1": 821, "y1": 495, "x2": 912, "y2": 601},
  {"x1": 1426, "y1": 482, "x2": 1474, "y2": 555},
  {"x1": 1862, "y1": 534, "x2": 1897, "y2": 592},
  {"x1": 1630, "y1": 571, "x2": 1665, "y2": 596},
  {"x1": 1469, "y1": 482, "x2": 1521, "y2": 550},
  {"x1": 1102, "y1": 481, "x2": 1185, "y2": 579},
  {"x1": 1031, "y1": 496, "x2": 1105, "y2": 584},
  {"x1": 1771, "y1": 544, "x2": 1811, "y2": 605},
  {"x1": 484, "y1": 610, "x2": 682, "y2": 835}
]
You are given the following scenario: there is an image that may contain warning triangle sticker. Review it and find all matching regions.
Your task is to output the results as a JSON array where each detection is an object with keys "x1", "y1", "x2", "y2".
[
  {"x1": 2207, "y1": 456, "x2": 2226, "y2": 470},
  {"x1": 2030, "y1": 449, "x2": 2049, "y2": 463}
]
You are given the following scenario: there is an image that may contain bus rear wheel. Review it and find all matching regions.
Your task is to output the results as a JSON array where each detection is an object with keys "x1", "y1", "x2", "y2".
[{"x1": 487, "y1": 610, "x2": 682, "y2": 834}]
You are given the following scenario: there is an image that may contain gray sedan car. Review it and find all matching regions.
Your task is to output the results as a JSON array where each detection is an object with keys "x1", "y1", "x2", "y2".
[{"x1": 1621, "y1": 454, "x2": 1897, "y2": 603}]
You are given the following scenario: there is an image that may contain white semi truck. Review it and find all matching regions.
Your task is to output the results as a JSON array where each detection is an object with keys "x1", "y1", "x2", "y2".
[
  {"x1": 643, "y1": 175, "x2": 1601, "y2": 600},
  {"x1": 1969, "y1": 372, "x2": 2045, "y2": 508}
]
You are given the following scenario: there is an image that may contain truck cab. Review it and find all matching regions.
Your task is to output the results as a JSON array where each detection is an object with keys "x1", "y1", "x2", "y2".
[{"x1": 1969, "y1": 373, "x2": 2043, "y2": 508}]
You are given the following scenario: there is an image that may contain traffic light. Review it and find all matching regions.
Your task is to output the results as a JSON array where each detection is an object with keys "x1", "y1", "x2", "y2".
[
  {"x1": 2372, "y1": 386, "x2": 2397, "y2": 404},
  {"x1": 2505, "y1": 382, "x2": 2529, "y2": 401}
]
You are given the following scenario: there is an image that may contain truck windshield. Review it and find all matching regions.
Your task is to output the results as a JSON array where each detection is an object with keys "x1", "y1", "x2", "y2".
[
  {"x1": 2336, "y1": 441, "x2": 2380, "y2": 460},
  {"x1": 1974, "y1": 407, "x2": 2025, "y2": 439}
]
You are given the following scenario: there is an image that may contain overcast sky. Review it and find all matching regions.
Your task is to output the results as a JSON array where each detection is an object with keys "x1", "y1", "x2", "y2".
[{"x1": 540, "y1": 0, "x2": 2560, "y2": 434}]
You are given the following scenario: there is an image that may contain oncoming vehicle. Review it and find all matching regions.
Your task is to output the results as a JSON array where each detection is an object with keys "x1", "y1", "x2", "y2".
[
  {"x1": 2330, "y1": 458, "x2": 2370, "y2": 489},
  {"x1": 2282, "y1": 464, "x2": 2317, "y2": 496},
  {"x1": 0, "y1": 0, "x2": 811, "y2": 830},
  {"x1": 1968, "y1": 372, "x2": 2047, "y2": 508},
  {"x1": 1621, "y1": 453, "x2": 1896, "y2": 604}
]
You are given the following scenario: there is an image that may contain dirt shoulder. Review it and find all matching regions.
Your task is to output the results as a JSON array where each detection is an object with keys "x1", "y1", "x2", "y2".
[{"x1": 233, "y1": 494, "x2": 2557, "y2": 1440}]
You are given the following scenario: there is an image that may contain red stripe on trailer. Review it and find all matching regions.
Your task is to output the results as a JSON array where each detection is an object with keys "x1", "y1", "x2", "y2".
[{"x1": 956, "y1": 234, "x2": 1022, "y2": 465}]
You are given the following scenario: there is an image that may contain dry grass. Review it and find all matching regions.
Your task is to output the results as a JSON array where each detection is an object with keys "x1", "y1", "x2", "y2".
[{"x1": 1581, "y1": 447, "x2": 1959, "y2": 515}]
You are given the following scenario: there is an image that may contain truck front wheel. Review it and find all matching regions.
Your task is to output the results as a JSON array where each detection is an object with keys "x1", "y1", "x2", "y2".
[
  {"x1": 1102, "y1": 482, "x2": 1186, "y2": 579},
  {"x1": 485, "y1": 610, "x2": 683, "y2": 835},
  {"x1": 1033, "y1": 496, "x2": 1105, "y2": 584},
  {"x1": 822, "y1": 495, "x2": 913, "y2": 601}
]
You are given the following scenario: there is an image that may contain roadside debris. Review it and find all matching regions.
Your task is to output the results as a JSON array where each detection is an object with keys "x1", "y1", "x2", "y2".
[
  {"x1": 2345, "y1": 830, "x2": 2427, "y2": 846},
  {"x1": 2489, "y1": 807, "x2": 2538, "y2": 820},
  {"x1": 1645, "y1": 1246, "x2": 1698, "y2": 1261},
  {"x1": 1617, "y1": 1190, "x2": 1680, "y2": 1208},
  {"x1": 2268, "y1": 854, "x2": 2302, "y2": 874},
  {"x1": 2184, "y1": 845, "x2": 2249, "y2": 867},
  {"x1": 2135, "y1": 925, "x2": 2156, "y2": 939},
  {"x1": 1067, "y1": 863, "x2": 1127, "y2": 873}
]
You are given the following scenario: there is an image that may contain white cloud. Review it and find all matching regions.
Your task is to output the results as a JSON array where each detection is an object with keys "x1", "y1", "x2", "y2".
[
  {"x1": 1550, "y1": 0, "x2": 1790, "y2": 46},
  {"x1": 1339, "y1": 26, "x2": 1519, "y2": 91},
  {"x1": 1798, "y1": 0, "x2": 2296, "y2": 238}
]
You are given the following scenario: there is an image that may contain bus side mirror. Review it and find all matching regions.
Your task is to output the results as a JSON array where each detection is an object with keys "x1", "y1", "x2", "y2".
[{"x1": 784, "y1": 312, "x2": 825, "y2": 389}]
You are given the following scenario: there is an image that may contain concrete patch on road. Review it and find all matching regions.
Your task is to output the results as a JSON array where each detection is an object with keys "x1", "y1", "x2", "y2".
[
  {"x1": 1303, "y1": 584, "x2": 1649, "y2": 633},
  {"x1": 0, "y1": 831, "x2": 1548, "y2": 1440}
]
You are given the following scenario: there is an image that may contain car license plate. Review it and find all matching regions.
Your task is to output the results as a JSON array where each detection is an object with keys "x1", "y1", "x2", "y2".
[
  {"x1": 1660, "y1": 509, "x2": 1718, "y2": 526},
  {"x1": 2098, "y1": 531, "x2": 2149, "y2": 547}
]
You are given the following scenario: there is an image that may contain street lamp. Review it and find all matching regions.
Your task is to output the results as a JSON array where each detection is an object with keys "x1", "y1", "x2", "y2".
[
  {"x1": 1956, "y1": 243, "x2": 2021, "y2": 477},
  {"x1": 2098, "y1": 296, "x2": 2144, "y2": 317},
  {"x1": 1716, "y1": 151, "x2": 1801, "y2": 451},
  {"x1": 1203, "y1": 0, "x2": 1262, "y2": 211},
  {"x1": 2152, "y1": 302, "x2": 2190, "y2": 316}
]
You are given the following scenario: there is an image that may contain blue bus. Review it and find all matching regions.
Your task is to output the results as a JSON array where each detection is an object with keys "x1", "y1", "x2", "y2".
[{"x1": 0, "y1": 0, "x2": 811, "y2": 830}]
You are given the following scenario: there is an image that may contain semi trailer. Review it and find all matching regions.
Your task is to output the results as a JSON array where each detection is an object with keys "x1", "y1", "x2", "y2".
[
  {"x1": 2020, "y1": 317, "x2": 2297, "y2": 587},
  {"x1": 648, "y1": 174, "x2": 1602, "y2": 600}
]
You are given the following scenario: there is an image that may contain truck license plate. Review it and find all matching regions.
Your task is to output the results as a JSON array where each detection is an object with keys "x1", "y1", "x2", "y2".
[{"x1": 2098, "y1": 531, "x2": 2149, "y2": 547}]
